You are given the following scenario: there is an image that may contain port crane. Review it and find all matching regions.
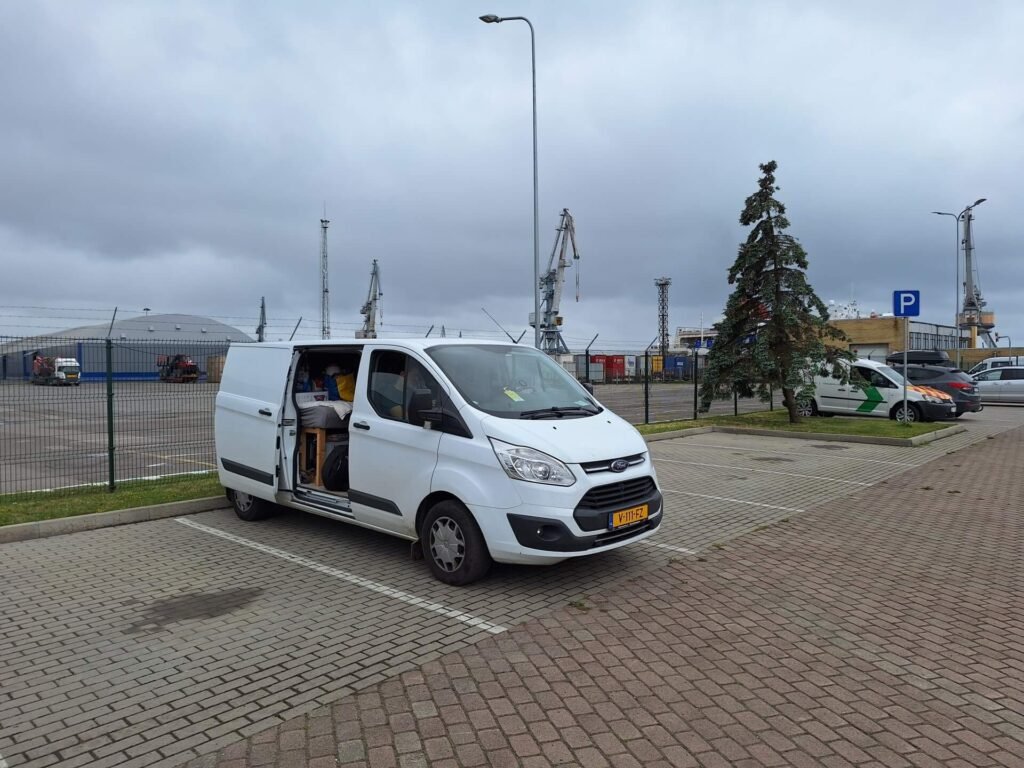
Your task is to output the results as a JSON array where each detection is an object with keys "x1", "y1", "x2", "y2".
[
  {"x1": 533, "y1": 208, "x2": 581, "y2": 354},
  {"x1": 355, "y1": 260, "x2": 382, "y2": 339}
]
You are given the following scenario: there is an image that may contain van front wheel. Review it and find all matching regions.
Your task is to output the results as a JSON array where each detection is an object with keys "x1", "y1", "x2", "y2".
[
  {"x1": 892, "y1": 402, "x2": 922, "y2": 423},
  {"x1": 422, "y1": 500, "x2": 492, "y2": 586},
  {"x1": 230, "y1": 490, "x2": 274, "y2": 521}
]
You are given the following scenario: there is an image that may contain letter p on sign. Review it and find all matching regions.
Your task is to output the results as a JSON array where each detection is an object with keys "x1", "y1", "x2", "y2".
[{"x1": 893, "y1": 290, "x2": 920, "y2": 317}]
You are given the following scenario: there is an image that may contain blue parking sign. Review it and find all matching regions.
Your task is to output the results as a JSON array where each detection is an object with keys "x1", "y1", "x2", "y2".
[{"x1": 893, "y1": 290, "x2": 920, "y2": 317}]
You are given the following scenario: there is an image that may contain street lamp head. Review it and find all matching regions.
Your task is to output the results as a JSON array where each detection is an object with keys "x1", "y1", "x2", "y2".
[
  {"x1": 479, "y1": 14, "x2": 501, "y2": 23},
  {"x1": 931, "y1": 211, "x2": 954, "y2": 216},
  {"x1": 973, "y1": 198, "x2": 987, "y2": 207}
]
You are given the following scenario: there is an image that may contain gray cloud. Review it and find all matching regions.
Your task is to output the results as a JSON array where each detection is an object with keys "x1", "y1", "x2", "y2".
[{"x1": 2, "y1": 0, "x2": 1021, "y2": 349}]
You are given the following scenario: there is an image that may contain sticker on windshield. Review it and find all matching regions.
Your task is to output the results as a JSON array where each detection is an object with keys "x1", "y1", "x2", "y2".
[{"x1": 503, "y1": 388, "x2": 524, "y2": 402}]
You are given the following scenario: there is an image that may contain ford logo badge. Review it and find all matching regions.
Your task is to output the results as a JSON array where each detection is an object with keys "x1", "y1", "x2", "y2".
[{"x1": 610, "y1": 459, "x2": 629, "y2": 473}]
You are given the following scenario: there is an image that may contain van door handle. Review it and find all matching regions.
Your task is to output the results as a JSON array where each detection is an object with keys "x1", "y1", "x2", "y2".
[
  {"x1": 258, "y1": 408, "x2": 272, "y2": 416},
  {"x1": 353, "y1": 421, "x2": 370, "y2": 430}
]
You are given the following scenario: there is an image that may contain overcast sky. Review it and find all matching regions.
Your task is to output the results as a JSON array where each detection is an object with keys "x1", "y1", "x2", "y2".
[{"x1": 2, "y1": 0, "x2": 1021, "y2": 351}]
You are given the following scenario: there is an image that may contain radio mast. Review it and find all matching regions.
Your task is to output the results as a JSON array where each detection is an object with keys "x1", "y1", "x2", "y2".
[{"x1": 320, "y1": 213, "x2": 330, "y2": 340}]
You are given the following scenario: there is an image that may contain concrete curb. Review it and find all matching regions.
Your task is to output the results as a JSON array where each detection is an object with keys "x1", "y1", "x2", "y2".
[
  {"x1": 644, "y1": 422, "x2": 967, "y2": 447},
  {"x1": 0, "y1": 496, "x2": 227, "y2": 545}
]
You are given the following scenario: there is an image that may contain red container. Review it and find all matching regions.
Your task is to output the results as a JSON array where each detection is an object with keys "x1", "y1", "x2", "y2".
[{"x1": 605, "y1": 355, "x2": 626, "y2": 380}]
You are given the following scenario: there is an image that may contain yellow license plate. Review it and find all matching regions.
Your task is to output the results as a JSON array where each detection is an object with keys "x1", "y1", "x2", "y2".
[{"x1": 610, "y1": 504, "x2": 648, "y2": 529}]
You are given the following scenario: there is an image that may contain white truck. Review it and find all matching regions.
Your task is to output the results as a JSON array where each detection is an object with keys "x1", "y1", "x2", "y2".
[
  {"x1": 31, "y1": 356, "x2": 82, "y2": 386},
  {"x1": 215, "y1": 338, "x2": 663, "y2": 585}
]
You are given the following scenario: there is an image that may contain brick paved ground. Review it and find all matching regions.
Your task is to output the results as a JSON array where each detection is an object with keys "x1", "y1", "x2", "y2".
[{"x1": 181, "y1": 425, "x2": 1024, "y2": 768}]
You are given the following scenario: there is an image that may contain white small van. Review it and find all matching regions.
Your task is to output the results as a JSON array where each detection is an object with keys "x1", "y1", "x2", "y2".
[
  {"x1": 968, "y1": 356, "x2": 1022, "y2": 376},
  {"x1": 215, "y1": 339, "x2": 663, "y2": 585},
  {"x1": 798, "y1": 358, "x2": 956, "y2": 422}
]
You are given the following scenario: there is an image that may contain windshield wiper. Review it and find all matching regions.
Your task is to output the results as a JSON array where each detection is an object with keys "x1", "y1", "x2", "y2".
[{"x1": 519, "y1": 405, "x2": 601, "y2": 419}]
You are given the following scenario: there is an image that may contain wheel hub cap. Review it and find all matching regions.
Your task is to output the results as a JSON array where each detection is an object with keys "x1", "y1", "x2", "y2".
[{"x1": 430, "y1": 517, "x2": 465, "y2": 572}]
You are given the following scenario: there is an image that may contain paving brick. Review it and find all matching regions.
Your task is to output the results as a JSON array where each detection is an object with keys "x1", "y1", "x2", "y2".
[{"x1": 4, "y1": 420, "x2": 1024, "y2": 768}]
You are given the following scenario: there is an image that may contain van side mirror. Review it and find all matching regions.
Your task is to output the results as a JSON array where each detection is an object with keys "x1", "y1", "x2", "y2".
[{"x1": 582, "y1": 382, "x2": 595, "y2": 395}]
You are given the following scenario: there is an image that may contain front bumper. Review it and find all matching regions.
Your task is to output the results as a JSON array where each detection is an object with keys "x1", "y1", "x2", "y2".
[
  {"x1": 507, "y1": 490, "x2": 664, "y2": 552},
  {"x1": 920, "y1": 401, "x2": 958, "y2": 420}
]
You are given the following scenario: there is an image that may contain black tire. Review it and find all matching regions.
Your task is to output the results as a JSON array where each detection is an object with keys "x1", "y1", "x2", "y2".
[
  {"x1": 796, "y1": 399, "x2": 818, "y2": 418},
  {"x1": 891, "y1": 402, "x2": 922, "y2": 423},
  {"x1": 230, "y1": 490, "x2": 275, "y2": 521},
  {"x1": 421, "y1": 500, "x2": 492, "y2": 586}
]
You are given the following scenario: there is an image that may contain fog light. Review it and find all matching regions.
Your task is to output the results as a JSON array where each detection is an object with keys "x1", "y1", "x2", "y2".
[{"x1": 536, "y1": 525, "x2": 561, "y2": 542}]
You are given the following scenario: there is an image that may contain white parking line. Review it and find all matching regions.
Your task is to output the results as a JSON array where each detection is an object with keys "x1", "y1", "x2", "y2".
[
  {"x1": 662, "y1": 488, "x2": 804, "y2": 513},
  {"x1": 640, "y1": 540, "x2": 698, "y2": 555},
  {"x1": 659, "y1": 441, "x2": 918, "y2": 467},
  {"x1": 655, "y1": 458, "x2": 872, "y2": 485},
  {"x1": 175, "y1": 518, "x2": 507, "y2": 635},
  {"x1": 0, "y1": 751, "x2": 8, "y2": 768}
]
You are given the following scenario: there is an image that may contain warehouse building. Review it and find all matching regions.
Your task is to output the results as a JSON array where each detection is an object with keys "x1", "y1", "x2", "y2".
[{"x1": 0, "y1": 313, "x2": 252, "y2": 381}]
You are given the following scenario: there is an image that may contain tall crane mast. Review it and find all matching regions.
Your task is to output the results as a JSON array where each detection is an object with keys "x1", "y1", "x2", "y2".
[
  {"x1": 319, "y1": 216, "x2": 330, "y2": 340},
  {"x1": 960, "y1": 210, "x2": 997, "y2": 348},
  {"x1": 536, "y1": 208, "x2": 581, "y2": 355},
  {"x1": 355, "y1": 260, "x2": 383, "y2": 339}
]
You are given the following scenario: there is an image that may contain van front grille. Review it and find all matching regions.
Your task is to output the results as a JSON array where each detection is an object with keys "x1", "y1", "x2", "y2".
[{"x1": 576, "y1": 477, "x2": 657, "y2": 510}]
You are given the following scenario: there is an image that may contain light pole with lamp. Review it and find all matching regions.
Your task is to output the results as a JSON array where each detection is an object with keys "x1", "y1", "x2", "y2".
[
  {"x1": 931, "y1": 198, "x2": 985, "y2": 367},
  {"x1": 479, "y1": 13, "x2": 540, "y2": 349}
]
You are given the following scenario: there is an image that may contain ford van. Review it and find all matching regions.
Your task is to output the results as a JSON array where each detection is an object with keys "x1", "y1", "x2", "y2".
[
  {"x1": 797, "y1": 358, "x2": 956, "y2": 422},
  {"x1": 215, "y1": 339, "x2": 663, "y2": 585}
]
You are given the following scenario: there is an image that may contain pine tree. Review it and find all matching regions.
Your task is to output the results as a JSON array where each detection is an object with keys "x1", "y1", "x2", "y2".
[{"x1": 700, "y1": 161, "x2": 850, "y2": 423}]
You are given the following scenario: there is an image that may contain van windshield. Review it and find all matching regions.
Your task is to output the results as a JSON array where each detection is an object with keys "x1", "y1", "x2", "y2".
[
  {"x1": 427, "y1": 344, "x2": 602, "y2": 419},
  {"x1": 876, "y1": 365, "x2": 905, "y2": 386}
]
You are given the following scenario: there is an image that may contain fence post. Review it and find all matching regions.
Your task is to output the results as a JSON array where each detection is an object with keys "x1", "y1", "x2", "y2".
[
  {"x1": 734, "y1": 385, "x2": 739, "y2": 416},
  {"x1": 692, "y1": 354, "x2": 699, "y2": 420},
  {"x1": 643, "y1": 349, "x2": 650, "y2": 424},
  {"x1": 770, "y1": 382, "x2": 774, "y2": 410},
  {"x1": 106, "y1": 338, "x2": 116, "y2": 492}
]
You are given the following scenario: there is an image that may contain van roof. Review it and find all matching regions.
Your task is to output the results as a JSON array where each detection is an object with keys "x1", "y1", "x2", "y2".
[{"x1": 234, "y1": 337, "x2": 522, "y2": 352}]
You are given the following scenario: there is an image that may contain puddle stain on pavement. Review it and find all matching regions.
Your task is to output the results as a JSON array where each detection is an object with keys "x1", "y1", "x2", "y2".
[{"x1": 125, "y1": 588, "x2": 264, "y2": 634}]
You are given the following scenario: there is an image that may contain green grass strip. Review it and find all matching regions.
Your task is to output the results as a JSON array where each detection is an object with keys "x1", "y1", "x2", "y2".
[
  {"x1": 0, "y1": 473, "x2": 224, "y2": 527},
  {"x1": 636, "y1": 409, "x2": 952, "y2": 438}
]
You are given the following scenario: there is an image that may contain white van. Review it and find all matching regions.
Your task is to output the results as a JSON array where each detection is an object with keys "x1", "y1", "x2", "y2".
[
  {"x1": 215, "y1": 339, "x2": 662, "y2": 585},
  {"x1": 798, "y1": 358, "x2": 956, "y2": 422},
  {"x1": 968, "y1": 356, "x2": 1022, "y2": 376}
]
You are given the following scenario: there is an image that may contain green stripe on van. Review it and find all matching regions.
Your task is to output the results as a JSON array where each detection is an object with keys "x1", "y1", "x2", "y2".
[{"x1": 855, "y1": 386, "x2": 885, "y2": 412}]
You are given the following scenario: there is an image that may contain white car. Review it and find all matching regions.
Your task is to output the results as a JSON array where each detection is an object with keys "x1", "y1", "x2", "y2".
[
  {"x1": 972, "y1": 366, "x2": 1024, "y2": 403},
  {"x1": 798, "y1": 358, "x2": 956, "y2": 422},
  {"x1": 215, "y1": 339, "x2": 663, "y2": 585}
]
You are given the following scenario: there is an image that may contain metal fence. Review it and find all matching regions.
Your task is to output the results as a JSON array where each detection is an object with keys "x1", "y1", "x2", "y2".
[
  {"x1": 0, "y1": 336, "x2": 777, "y2": 497},
  {"x1": 0, "y1": 336, "x2": 229, "y2": 497}
]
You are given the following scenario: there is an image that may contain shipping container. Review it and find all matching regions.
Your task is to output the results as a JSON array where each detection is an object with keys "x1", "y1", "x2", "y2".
[{"x1": 606, "y1": 355, "x2": 626, "y2": 381}]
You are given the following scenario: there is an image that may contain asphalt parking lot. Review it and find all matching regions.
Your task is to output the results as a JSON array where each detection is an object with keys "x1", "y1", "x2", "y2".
[
  {"x1": 0, "y1": 381, "x2": 767, "y2": 496},
  {"x1": 2, "y1": 407, "x2": 1023, "y2": 768}
]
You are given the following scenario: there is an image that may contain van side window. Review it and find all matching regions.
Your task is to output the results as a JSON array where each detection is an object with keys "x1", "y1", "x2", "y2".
[{"x1": 367, "y1": 351, "x2": 441, "y2": 424}]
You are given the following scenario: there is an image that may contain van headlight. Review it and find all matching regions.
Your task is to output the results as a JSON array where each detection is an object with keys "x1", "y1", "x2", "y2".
[
  {"x1": 489, "y1": 439, "x2": 576, "y2": 486},
  {"x1": 923, "y1": 395, "x2": 945, "y2": 403}
]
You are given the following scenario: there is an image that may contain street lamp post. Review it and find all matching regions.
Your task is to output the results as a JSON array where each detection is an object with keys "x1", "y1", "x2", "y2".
[
  {"x1": 931, "y1": 198, "x2": 986, "y2": 367},
  {"x1": 480, "y1": 14, "x2": 540, "y2": 349}
]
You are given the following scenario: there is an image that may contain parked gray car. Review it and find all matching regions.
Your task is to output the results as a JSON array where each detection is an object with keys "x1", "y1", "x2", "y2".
[
  {"x1": 972, "y1": 366, "x2": 1024, "y2": 403},
  {"x1": 890, "y1": 364, "x2": 982, "y2": 417}
]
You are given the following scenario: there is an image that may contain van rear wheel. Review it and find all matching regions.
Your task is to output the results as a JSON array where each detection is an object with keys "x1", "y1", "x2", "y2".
[
  {"x1": 230, "y1": 490, "x2": 274, "y2": 521},
  {"x1": 421, "y1": 500, "x2": 492, "y2": 586},
  {"x1": 796, "y1": 399, "x2": 818, "y2": 418}
]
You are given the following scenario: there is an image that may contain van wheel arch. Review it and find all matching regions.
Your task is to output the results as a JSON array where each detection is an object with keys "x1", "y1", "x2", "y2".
[
  {"x1": 418, "y1": 496, "x2": 493, "y2": 586},
  {"x1": 228, "y1": 489, "x2": 275, "y2": 521},
  {"x1": 890, "y1": 401, "x2": 923, "y2": 423}
]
